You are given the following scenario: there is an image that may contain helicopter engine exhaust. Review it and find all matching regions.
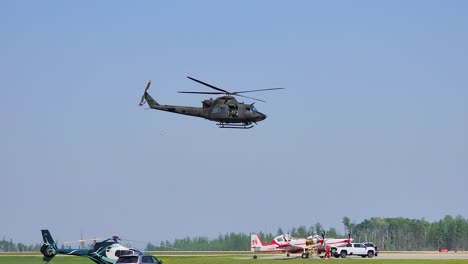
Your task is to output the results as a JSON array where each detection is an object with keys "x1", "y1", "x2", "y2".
[
  {"x1": 40, "y1": 243, "x2": 57, "y2": 262},
  {"x1": 40, "y1": 244, "x2": 56, "y2": 257}
]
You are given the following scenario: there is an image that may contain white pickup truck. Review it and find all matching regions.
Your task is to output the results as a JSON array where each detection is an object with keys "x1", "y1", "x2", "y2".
[{"x1": 331, "y1": 243, "x2": 376, "y2": 258}]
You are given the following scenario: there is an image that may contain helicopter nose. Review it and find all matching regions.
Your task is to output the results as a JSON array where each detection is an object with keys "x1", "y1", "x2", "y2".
[{"x1": 256, "y1": 113, "x2": 267, "y2": 121}]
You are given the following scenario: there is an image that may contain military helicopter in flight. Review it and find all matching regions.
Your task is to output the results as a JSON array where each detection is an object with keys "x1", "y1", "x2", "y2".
[
  {"x1": 139, "y1": 76, "x2": 284, "y2": 129},
  {"x1": 40, "y1": 229, "x2": 142, "y2": 264}
]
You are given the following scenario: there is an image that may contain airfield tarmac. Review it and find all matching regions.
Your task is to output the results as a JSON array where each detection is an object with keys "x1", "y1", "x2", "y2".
[
  {"x1": 252, "y1": 252, "x2": 468, "y2": 260},
  {"x1": 377, "y1": 252, "x2": 468, "y2": 259}
]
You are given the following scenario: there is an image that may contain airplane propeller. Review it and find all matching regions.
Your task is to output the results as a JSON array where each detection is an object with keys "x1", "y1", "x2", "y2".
[
  {"x1": 320, "y1": 233, "x2": 325, "y2": 246},
  {"x1": 178, "y1": 76, "x2": 285, "y2": 102}
]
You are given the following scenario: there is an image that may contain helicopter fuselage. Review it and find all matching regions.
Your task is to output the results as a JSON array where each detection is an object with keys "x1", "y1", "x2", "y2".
[{"x1": 145, "y1": 94, "x2": 266, "y2": 127}]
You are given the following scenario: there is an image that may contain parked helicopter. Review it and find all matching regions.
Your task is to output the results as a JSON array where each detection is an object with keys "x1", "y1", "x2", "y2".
[
  {"x1": 40, "y1": 230, "x2": 142, "y2": 264},
  {"x1": 139, "y1": 76, "x2": 284, "y2": 129}
]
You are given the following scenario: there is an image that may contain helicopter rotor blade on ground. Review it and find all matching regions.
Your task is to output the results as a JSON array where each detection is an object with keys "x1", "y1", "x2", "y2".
[{"x1": 187, "y1": 76, "x2": 230, "y2": 93}]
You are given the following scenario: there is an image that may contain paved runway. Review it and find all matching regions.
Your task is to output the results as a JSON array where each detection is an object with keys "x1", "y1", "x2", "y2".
[
  {"x1": 376, "y1": 252, "x2": 468, "y2": 259},
  {"x1": 251, "y1": 251, "x2": 468, "y2": 260}
]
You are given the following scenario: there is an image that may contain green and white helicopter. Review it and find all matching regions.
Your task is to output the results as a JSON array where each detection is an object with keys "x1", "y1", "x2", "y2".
[{"x1": 40, "y1": 229, "x2": 142, "y2": 264}]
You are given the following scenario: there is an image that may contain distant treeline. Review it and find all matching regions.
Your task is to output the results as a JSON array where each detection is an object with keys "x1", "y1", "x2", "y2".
[
  {"x1": 146, "y1": 215, "x2": 468, "y2": 251},
  {"x1": 1, "y1": 215, "x2": 466, "y2": 252},
  {"x1": 0, "y1": 238, "x2": 41, "y2": 252},
  {"x1": 345, "y1": 215, "x2": 467, "y2": 251}
]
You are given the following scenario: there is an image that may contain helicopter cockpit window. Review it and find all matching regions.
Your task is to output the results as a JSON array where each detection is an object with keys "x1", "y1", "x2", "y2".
[
  {"x1": 251, "y1": 105, "x2": 259, "y2": 113},
  {"x1": 276, "y1": 237, "x2": 284, "y2": 243}
]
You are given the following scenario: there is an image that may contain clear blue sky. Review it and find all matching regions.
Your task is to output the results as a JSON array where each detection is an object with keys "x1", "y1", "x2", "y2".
[{"x1": 1, "y1": 0, "x2": 467, "y2": 246}]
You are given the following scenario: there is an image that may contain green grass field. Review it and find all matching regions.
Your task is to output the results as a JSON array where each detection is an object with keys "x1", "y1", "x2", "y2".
[{"x1": 1, "y1": 255, "x2": 468, "y2": 264}]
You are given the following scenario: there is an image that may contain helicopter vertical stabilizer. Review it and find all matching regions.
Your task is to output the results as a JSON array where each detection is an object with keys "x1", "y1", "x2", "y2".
[
  {"x1": 144, "y1": 92, "x2": 160, "y2": 108},
  {"x1": 41, "y1": 230, "x2": 58, "y2": 250}
]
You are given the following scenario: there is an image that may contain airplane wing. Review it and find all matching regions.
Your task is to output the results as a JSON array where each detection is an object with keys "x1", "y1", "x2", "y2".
[{"x1": 277, "y1": 244, "x2": 307, "y2": 251}]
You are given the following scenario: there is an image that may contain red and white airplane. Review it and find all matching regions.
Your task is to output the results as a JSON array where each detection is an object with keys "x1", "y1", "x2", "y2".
[{"x1": 250, "y1": 233, "x2": 353, "y2": 258}]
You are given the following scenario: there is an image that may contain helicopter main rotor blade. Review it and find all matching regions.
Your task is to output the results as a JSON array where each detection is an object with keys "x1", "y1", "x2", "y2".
[
  {"x1": 63, "y1": 237, "x2": 101, "y2": 244},
  {"x1": 233, "y1": 87, "x2": 285, "y2": 94},
  {"x1": 236, "y1": 94, "x2": 266, "y2": 102},
  {"x1": 178, "y1": 91, "x2": 224, "y2": 95},
  {"x1": 187, "y1": 76, "x2": 229, "y2": 94}
]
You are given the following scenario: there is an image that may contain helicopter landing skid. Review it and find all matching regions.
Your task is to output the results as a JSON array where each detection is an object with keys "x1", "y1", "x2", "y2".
[{"x1": 217, "y1": 123, "x2": 254, "y2": 129}]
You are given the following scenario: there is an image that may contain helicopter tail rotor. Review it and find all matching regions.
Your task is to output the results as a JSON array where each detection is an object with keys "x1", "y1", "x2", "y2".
[
  {"x1": 139, "y1": 80, "x2": 160, "y2": 108},
  {"x1": 139, "y1": 80, "x2": 152, "y2": 106}
]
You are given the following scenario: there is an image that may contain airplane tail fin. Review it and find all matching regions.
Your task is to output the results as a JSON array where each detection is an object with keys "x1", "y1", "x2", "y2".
[
  {"x1": 40, "y1": 230, "x2": 57, "y2": 261},
  {"x1": 139, "y1": 80, "x2": 160, "y2": 108},
  {"x1": 251, "y1": 233, "x2": 266, "y2": 252}
]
